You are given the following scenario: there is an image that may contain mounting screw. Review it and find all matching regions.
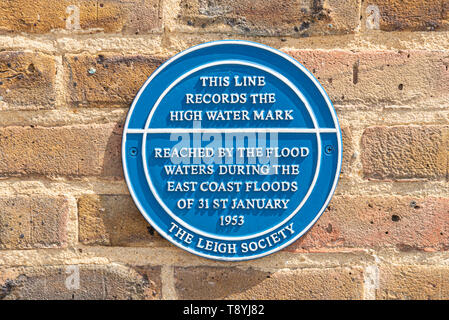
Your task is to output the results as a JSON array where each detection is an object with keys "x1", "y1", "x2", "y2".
[
  {"x1": 129, "y1": 147, "x2": 138, "y2": 157},
  {"x1": 325, "y1": 145, "x2": 334, "y2": 155}
]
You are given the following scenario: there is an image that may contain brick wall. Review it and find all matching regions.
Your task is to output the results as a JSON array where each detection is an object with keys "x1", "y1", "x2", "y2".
[{"x1": 0, "y1": 0, "x2": 448, "y2": 300}]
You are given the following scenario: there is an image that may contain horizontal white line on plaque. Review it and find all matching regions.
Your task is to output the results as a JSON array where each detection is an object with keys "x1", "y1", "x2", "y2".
[{"x1": 125, "y1": 128, "x2": 338, "y2": 134}]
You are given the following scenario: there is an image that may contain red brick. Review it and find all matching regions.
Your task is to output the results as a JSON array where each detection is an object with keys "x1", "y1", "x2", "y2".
[
  {"x1": 0, "y1": 123, "x2": 122, "y2": 178},
  {"x1": 290, "y1": 196, "x2": 449, "y2": 251},
  {"x1": 285, "y1": 50, "x2": 449, "y2": 106},
  {"x1": 0, "y1": 195, "x2": 69, "y2": 249},
  {"x1": 361, "y1": 126, "x2": 449, "y2": 180}
]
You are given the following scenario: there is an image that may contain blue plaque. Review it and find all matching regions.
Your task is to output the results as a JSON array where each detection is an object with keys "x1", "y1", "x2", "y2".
[{"x1": 122, "y1": 40, "x2": 342, "y2": 261}]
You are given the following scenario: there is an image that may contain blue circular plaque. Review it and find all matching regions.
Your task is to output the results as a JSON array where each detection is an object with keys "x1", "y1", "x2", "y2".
[{"x1": 122, "y1": 40, "x2": 342, "y2": 261}]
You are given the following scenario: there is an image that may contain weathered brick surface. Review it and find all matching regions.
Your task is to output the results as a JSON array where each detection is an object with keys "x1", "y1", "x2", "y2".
[
  {"x1": 0, "y1": 123, "x2": 122, "y2": 178},
  {"x1": 0, "y1": 195, "x2": 69, "y2": 249},
  {"x1": 363, "y1": 0, "x2": 449, "y2": 32},
  {"x1": 361, "y1": 126, "x2": 449, "y2": 180},
  {"x1": 0, "y1": 0, "x2": 448, "y2": 301},
  {"x1": 178, "y1": 0, "x2": 360, "y2": 36},
  {"x1": 286, "y1": 50, "x2": 449, "y2": 106},
  {"x1": 0, "y1": 264, "x2": 161, "y2": 300},
  {"x1": 290, "y1": 196, "x2": 449, "y2": 251},
  {"x1": 0, "y1": 0, "x2": 161, "y2": 34},
  {"x1": 0, "y1": 51, "x2": 56, "y2": 109},
  {"x1": 340, "y1": 127, "x2": 354, "y2": 177},
  {"x1": 78, "y1": 194, "x2": 163, "y2": 246},
  {"x1": 174, "y1": 266, "x2": 364, "y2": 299},
  {"x1": 64, "y1": 50, "x2": 449, "y2": 108},
  {"x1": 378, "y1": 265, "x2": 449, "y2": 299},
  {"x1": 65, "y1": 53, "x2": 166, "y2": 107}
]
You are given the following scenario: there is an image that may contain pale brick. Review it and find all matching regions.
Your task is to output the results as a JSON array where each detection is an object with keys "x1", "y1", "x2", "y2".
[
  {"x1": 174, "y1": 266, "x2": 364, "y2": 300},
  {"x1": 65, "y1": 53, "x2": 166, "y2": 107},
  {"x1": 0, "y1": 195, "x2": 69, "y2": 249},
  {"x1": 0, "y1": 265, "x2": 161, "y2": 300},
  {"x1": 340, "y1": 127, "x2": 354, "y2": 177},
  {"x1": 361, "y1": 126, "x2": 449, "y2": 180},
  {"x1": 285, "y1": 50, "x2": 449, "y2": 106},
  {"x1": 0, "y1": 0, "x2": 161, "y2": 34},
  {"x1": 0, "y1": 123, "x2": 122, "y2": 178},
  {"x1": 378, "y1": 265, "x2": 449, "y2": 300},
  {"x1": 178, "y1": 0, "x2": 360, "y2": 36},
  {"x1": 0, "y1": 51, "x2": 56, "y2": 109},
  {"x1": 290, "y1": 196, "x2": 449, "y2": 251},
  {"x1": 78, "y1": 194, "x2": 163, "y2": 246},
  {"x1": 362, "y1": 0, "x2": 449, "y2": 32}
]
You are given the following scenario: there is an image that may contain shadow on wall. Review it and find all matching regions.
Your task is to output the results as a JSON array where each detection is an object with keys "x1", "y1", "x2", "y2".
[
  {"x1": 174, "y1": 265, "x2": 363, "y2": 300},
  {"x1": 101, "y1": 121, "x2": 124, "y2": 178}
]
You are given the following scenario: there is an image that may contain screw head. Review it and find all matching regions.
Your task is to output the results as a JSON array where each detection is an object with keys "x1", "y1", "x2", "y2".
[
  {"x1": 129, "y1": 147, "x2": 138, "y2": 157},
  {"x1": 325, "y1": 145, "x2": 334, "y2": 155}
]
